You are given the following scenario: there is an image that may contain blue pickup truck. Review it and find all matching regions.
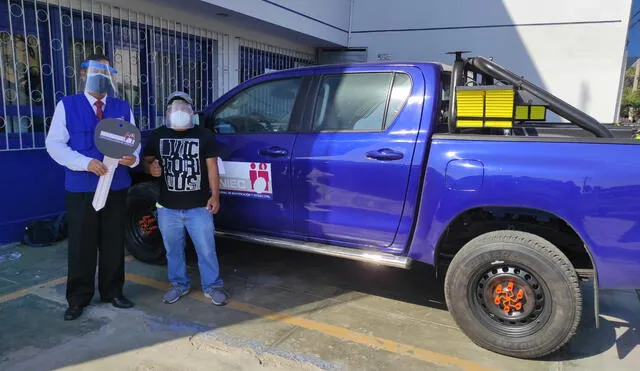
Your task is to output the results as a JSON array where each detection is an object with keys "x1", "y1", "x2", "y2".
[{"x1": 124, "y1": 53, "x2": 640, "y2": 359}]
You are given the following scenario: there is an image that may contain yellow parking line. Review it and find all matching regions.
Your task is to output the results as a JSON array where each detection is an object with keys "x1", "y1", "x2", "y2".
[
  {"x1": 0, "y1": 277, "x2": 66, "y2": 304},
  {"x1": 0, "y1": 265, "x2": 495, "y2": 371},
  {"x1": 125, "y1": 273, "x2": 495, "y2": 371},
  {"x1": 0, "y1": 256, "x2": 133, "y2": 304}
]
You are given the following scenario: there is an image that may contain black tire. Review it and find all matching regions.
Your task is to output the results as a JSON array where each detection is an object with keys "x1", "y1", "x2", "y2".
[
  {"x1": 124, "y1": 181, "x2": 167, "y2": 265},
  {"x1": 444, "y1": 230, "x2": 581, "y2": 359}
]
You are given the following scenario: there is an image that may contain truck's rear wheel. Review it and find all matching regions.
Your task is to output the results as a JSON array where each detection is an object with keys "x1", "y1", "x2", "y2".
[
  {"x1": 444, "y1": 230, "x2": 581, "y2": 359},
  {"x1": 125, "y1": 182, "x2": 167, "y2": 265}
]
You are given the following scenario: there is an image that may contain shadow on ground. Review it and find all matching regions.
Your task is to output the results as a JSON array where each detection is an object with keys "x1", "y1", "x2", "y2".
[
  {"x1": 216, "y1": 241, "x2": 638, "y2": 363},
  {"x1": 0, "y1": 239, "x2": 638, "y2": 370}
]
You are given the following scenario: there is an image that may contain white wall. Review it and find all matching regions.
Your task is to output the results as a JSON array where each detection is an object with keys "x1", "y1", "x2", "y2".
[
  {"x1": 65, "y1": 0, "x2": 321, "y2": 90},
  {"x1": 200, "y1": 0, "x2": 351, "y2": 46},
  {"x1": 61, "y1": 0, "x2": 632, "y2": 122},
  {"x1": 349, "y1": 0, "x2": 633, "y2": 123},
  {"x1": 269, "y1": 0, "x2": 352, "y2": 32},
  {"x1": 62, "y1": 0, "x2": 317, "y2": 53}
]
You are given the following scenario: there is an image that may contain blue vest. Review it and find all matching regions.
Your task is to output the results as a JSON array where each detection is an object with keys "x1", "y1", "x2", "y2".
[{"x1": 62, "y1": 94, "x2": 133, "y2": 192}]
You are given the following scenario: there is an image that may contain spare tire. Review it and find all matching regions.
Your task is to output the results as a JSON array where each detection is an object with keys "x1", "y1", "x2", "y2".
[{"x1": 125, "y1": 181, "x2": 167, "y2": 265}]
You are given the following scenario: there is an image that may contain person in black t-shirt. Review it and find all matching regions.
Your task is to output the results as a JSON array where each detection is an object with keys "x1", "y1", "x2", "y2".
[{"x1": 142, "y1": 91, "x2": 229, "y2": 306}]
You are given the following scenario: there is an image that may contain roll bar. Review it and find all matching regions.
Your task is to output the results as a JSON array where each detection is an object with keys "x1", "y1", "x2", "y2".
[
  {"x1": 447, "y1": 54, "x2": 614, "y2": 138},
  {"x1": 446, "y1": 51, "x2": 467, "y2": 134}
]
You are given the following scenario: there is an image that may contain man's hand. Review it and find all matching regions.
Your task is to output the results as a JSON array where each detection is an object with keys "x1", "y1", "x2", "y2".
[
  {"x1": 87, "y1": 159, "x2": 108, "y2": 176},
  {"x1": 206, "y1": 196, "x2": 220, "y2": 214},
  {"x1": 119, "y1": 155, "x2": 136, "y2": 167},
  {"x1": 149, "y1": 159, "x2": 162, "y2": 177}
]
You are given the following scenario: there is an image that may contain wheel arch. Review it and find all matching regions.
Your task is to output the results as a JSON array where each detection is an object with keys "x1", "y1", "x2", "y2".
[
  {"x1": 443, "y1": 229, "x2": 584, "y2": 358},
  {"x1": 435, "y1": 205, "x2": 601, "y2": 329},
  {"x1": 434, "y1": 206, "x2": 597, "y2": 281},
  {"x1": 124, "y1": 180, "x2": 166, "y2": 265}
]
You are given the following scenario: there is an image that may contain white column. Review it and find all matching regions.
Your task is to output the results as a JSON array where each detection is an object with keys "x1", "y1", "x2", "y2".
[{"x1": 225, "y1": 36, "x2": 240, "y2": 93}]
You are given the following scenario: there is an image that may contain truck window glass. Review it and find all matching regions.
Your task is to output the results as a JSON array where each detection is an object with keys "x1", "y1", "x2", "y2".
[
  {"x1": 312, "y1": 72, "x2": 394, "y2": 132},
  {"x1": 212, "y1": 77, "x2": 303, "y2": 134},
  {"x1": 384, "y1": 73, "x2": 412, "y2": 129}
]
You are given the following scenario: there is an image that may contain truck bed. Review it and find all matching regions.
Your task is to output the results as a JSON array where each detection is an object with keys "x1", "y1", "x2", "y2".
[{"x1": 413, "y1": 133, "x2": 640, "y2": 290}]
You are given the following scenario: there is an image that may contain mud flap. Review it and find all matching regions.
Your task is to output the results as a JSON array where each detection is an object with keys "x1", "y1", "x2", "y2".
[{"x1": 593, "y1": 270, "x2": 600, "y2": 329}]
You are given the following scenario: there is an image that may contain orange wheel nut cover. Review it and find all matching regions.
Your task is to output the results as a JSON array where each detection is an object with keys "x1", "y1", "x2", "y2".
[
  {"x1": 139, "y1": 215, "x2": 158, "y2": 236},
  {"x1": 492, "y1": 281, "x2": 526, "y2": 314}
]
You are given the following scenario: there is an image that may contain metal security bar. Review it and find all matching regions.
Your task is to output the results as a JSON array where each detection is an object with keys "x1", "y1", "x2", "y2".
[
  {"x1": 237, "y1": 37, "x2": 316, "y2": 83},
  {"x1": 0, "y1": 0, "x2": 229, "y2": 151}
]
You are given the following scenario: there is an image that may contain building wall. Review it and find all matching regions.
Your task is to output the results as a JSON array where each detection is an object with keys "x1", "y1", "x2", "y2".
[
  {"x1": 0, "y1": 0, "x2": 634, "y2": 244},
  {"x1": 349, "y1": 0, "x2": 633, "y2": 123},
  {"x1": 0, "y1": 151, "x2": 65, "y2": 244},
  {"x1": 199, "y1": 0, "x2": 351, "y2": 46},
  {"x1": 72, "y1": 0, "x2": 320, "y2": 89},
  {"x1": 0, "y1": 0, "x2": 317, "y2": 244}
]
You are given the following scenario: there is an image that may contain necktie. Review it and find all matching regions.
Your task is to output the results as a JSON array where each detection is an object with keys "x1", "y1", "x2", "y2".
[{"x1": 95, "y1": 100, "x2": 104, "y2": 120}]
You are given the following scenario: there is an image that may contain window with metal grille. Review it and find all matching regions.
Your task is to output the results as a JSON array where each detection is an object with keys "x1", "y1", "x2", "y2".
[
  {"x1": 0, "y1": 0, "x2": 224, "y2": 151},
  {"x1": 238, "y1": 39, "x2": 315, "y2": 83}
]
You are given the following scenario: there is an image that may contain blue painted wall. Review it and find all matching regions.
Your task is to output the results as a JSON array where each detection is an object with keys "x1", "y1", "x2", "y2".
[
  {"x1": 0, "y1": 0, "x2": 313, "y2": 245},
  {"x1": 0, "y1": 0, "x2": 220, "y2": 245},
  {"x1": 0, "y1": 149, "x2": 66, "y2": 244}
]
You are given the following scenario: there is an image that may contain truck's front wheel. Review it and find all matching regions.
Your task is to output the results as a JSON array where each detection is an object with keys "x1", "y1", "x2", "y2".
[
  {"x1": 444, "y1": 230, "x2": 582, "y2": 359},
  {"x1": 124, "y1": 182, "x2": 167, "y2": 265}
]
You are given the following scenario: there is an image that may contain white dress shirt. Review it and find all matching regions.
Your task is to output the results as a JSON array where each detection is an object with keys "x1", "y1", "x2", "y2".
[{"x1": 45, "y1": 92, "x2": 141, "y2": 171}]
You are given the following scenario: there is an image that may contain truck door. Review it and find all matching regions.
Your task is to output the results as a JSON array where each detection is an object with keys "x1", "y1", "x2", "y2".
[
  {"x1": 292, "y1": 67, "x2": 424, "y2": 249},
  {"x1": 207, "y1": 75, "x2": 310, "y2": 234}
]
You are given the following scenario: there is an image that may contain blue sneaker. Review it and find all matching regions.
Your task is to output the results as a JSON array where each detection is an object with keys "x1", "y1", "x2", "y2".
[
  {"x1": 162, "y1": 285, "x2": 190, "y2": 304},
  {"x1": 204, "y1": 287, "x2": 230, "y2": 306}
]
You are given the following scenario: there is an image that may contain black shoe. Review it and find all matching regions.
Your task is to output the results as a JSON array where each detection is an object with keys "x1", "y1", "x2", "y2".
[
  {"x1": 64, "y1": 305, "x2": 83, "y2": 321},
  {"x1": 103, "y1": 295, "x2": 134, "y2": 309}
]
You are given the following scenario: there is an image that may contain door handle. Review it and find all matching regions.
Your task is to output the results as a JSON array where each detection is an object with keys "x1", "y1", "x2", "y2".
[
  {"x1": 259, "y1": 146, "x2": 289, "y2": 157},
  {"x1": 366, "y1": 148, "x2": 404, "y2": 161}
]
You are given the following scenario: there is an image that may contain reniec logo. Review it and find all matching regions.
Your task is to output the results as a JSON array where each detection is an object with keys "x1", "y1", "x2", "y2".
[{"x1": 249, "y1": 163, "x2": 270, "y2": 193}]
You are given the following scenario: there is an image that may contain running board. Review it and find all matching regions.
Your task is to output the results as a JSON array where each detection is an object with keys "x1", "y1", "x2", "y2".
[{"x1": 215, "y1": 230, "x2": 412, "y2": 269}]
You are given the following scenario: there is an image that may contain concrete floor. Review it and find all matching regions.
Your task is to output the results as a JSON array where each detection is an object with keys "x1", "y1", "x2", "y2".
[{"x1": 0, "y1": 239, "x2": 638, "y2": 371}]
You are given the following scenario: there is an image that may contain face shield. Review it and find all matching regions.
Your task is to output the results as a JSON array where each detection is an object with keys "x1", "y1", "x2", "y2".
[
  {"x1": 81, "y1": 60, "x2": 117, "y2": 97},
  {"x1": 165, "y1": 99, "x2": 195, "y2": 130}
]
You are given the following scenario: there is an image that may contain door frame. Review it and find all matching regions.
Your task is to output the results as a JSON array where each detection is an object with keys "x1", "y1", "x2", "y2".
[
  {"x1": 202, "y1": 71, "x2": 315, "y2": 236},
  {"x1": 291, "y1": 65, "x2": 431, "y2": 254}
]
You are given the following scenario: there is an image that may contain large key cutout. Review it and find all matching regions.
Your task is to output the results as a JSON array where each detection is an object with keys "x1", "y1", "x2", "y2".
[{"x1": 92, "y1": 118, "x2": 141, "y2": 211}]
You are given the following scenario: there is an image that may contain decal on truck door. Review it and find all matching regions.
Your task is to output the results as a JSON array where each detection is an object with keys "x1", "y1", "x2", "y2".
[{"x1": 219, "y1": 161, "x2": 273, "y2": 200}]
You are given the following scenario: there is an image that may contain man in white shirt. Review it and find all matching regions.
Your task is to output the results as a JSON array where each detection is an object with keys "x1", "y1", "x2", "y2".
[{"x1": 46, "y1": 54, "x2": 139, "y2": 321}]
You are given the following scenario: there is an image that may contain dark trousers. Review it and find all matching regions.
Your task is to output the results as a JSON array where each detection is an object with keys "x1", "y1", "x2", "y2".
[{"x1": 65, "y1": 189, "x2": 127, "y2": 307}]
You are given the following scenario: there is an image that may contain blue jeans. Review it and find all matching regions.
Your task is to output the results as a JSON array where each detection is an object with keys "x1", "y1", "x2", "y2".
[{"x1": 157, "y1": 207, "x2": 224, "y2": 291}]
